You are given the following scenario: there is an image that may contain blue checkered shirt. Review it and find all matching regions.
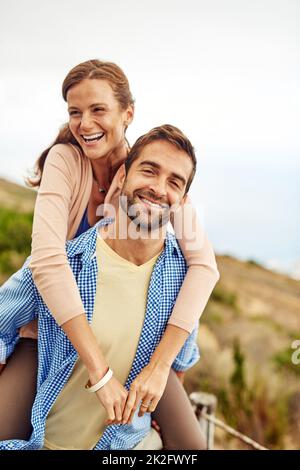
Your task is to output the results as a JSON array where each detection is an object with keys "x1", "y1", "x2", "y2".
[{"x1": 0, "y1": 218, "x2": 200, "y2": 450}]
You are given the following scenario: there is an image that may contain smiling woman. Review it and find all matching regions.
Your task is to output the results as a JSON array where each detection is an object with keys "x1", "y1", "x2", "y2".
[
  {"x1": 67, "y1": 79, "x2": 132, "y2": 160},
  {"x1": 0, "y1": 59, "x2": 219, "y2": 450}
]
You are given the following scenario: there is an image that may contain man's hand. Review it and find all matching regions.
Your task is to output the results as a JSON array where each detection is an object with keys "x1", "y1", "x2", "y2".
[{"x1": 121, "y1": 362, "x2": 170, "y2": 425}]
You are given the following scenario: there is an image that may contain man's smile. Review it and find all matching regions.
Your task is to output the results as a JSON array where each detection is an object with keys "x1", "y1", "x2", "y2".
[{"x1": 136, "y1": 194, "x2": 169, "y2": 211}]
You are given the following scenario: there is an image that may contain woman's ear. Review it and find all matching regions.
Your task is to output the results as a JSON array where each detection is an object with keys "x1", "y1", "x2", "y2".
[{"x1": 124, "y1": 104, "x2": 134, "y2": 127}]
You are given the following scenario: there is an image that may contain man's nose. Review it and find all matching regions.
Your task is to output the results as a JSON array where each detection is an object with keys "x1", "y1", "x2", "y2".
[{"x1": 148, "y1": 178, "x2": 167, "y2": 198}]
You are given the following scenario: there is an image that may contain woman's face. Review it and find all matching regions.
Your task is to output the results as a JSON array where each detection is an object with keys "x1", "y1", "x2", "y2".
[{"x1": 67, "y1": 78, "x2": 133, "y2": 160}]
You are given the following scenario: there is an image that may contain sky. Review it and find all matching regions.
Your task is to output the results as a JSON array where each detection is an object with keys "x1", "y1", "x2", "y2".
[{"x1": 0, "y1": 0, "x2": 299, "y2": 277}]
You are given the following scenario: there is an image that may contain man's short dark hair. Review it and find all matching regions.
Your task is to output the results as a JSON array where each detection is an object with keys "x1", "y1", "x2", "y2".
[{"x1": 125, "y1": 124, "x2": 197, "y2": 193}]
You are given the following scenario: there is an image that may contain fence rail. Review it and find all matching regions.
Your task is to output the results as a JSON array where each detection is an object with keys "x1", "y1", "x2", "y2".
[{"x1": 190, "y1": 391, "x2": 268, "y2": 451}]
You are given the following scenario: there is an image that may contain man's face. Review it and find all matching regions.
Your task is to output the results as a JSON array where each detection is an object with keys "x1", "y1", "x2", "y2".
[{"x1": 120, "y1": 140, "x2": 193, "y2": 231}]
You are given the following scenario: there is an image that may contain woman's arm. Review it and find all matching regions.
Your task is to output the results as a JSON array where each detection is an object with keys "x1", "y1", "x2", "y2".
[
  {"x1": 29, "y1": 145, "x2": 86, "y2": 325},
  {"x1": 168, "y1": 196, "x2": 220, "y2": 332},
  {"x1": 29, "y1": 145, "x2": 127, "y2": 422},
  {"x1": 121, "y1": 325, "x2": 189, "y2": 424}
]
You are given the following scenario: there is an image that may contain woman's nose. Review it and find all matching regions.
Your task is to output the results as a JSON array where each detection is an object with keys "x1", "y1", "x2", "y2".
[{"x1": 80, "y1": 113, "x2": 94, "y2": 131}]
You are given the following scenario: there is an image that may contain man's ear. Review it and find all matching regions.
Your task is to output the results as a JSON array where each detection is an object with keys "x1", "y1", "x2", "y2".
[
  {"x1": 180, "y1": 193, "x2": 188, "y2": 206},
  {"x1": 116, "y1": 163, "x2": 126, "y2": 189},
  {"x1": 104, "y1": 164, "x2": 126, "y2": 206}
]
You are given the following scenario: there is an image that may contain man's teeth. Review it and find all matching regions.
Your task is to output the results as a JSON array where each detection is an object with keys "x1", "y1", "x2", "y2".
[
  {"x1": 82, "y1": 133, "x2": 104, "y2": 142},
  {"x1": 140, "y1": 197, "x2": 163, "y2": 209}
]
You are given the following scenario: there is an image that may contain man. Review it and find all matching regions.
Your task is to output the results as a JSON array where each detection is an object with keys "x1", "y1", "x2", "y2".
[{"x1": 0, "y1": 125, "x2": 218, "y2": 450}]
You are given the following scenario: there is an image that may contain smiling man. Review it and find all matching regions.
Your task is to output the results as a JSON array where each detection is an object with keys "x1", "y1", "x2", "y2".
[
  {"x1": 0, "y1": 125, "x2": 216, "y2": 450},
  {"x1": 119, "y1": 136, "x2": 195, "y2": 233}
]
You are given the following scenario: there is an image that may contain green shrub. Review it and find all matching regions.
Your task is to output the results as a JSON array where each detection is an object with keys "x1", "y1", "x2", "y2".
[
  {"x1": 0, "y1": 207, "x2": 33, "y2": 278},
  {"x1": 211, "y1": 286, "x2": 238, "y2": 308},
  {"x1": 273, "y1": 348, "x2": 300, "y2": 376}
]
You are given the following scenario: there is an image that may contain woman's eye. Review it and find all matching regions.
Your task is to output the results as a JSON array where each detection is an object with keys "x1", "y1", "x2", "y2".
[
  {"x1": 142, "y1": 169, "x2": 154, "y2": 175},
  {"x1": 94, "y1": 107, "x2": 105, "y2": 112},
  {"x1": 69, "y1": 111, "x2": 80, "y2": 116}
]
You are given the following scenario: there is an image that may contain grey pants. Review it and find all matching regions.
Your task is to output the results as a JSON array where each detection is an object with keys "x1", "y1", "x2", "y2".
[{"x1": 0, "y1": 338, "x2": 206, "y2": 450}]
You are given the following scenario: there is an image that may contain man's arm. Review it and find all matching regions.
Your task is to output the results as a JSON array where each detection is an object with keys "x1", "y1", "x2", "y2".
[{"x1": 0, "y1": 260, "x2": 37, "y2": 363}]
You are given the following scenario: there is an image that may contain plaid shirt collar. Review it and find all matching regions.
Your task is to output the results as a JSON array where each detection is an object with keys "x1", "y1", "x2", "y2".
[{"x1": 67, "y1": 217, "x2": 183, "y2": 265}]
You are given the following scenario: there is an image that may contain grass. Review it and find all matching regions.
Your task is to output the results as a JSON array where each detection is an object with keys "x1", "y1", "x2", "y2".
[
  {"x1": 272, "y1": 347, "x2": 300, "y2": 376},
  {"x1": 211, "y1": 286, "x2": 238, "y2": 308}
]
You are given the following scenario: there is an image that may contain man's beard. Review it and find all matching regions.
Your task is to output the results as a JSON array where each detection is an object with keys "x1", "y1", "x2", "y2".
[{"x1": 120, "y1": 188, "x2": 170, "y2": 232}]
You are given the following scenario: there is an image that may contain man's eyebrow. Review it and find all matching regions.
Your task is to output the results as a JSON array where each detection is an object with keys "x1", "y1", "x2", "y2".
[
  {"x1": 139, "y1": 160, "x2": 187, "y2": 186},
  {"x1": 68, "y1": 102, "x2": 108, "y2": 111}
]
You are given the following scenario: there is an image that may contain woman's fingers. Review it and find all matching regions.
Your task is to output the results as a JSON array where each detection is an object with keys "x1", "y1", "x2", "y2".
[
  {"x1": 114, "y1": 402, "x2": 123, "y2": 423},
  {"x1": 106, "y1": 403, "x2": 115, "y2": 422},
  {"x1": 147, "y1": 397, "x2": 159, "y2": 414},
  {"x1": 122, "y1": 388, "x2": 137, "y2": 424},
  {"x1": 95, "y1": 376, "x2": 128, "y2": 426},
  {"x1": 138, "y1": 394, "x2": 155, "y2": 418},
  {"x1": 126, "y1": 392, "x2": 143, "y2": 424}
]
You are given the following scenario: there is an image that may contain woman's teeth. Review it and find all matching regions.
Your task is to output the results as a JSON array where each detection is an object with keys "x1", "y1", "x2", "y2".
[{"x1": 82, "y1": 133, "x2": 104, "y2": 143}]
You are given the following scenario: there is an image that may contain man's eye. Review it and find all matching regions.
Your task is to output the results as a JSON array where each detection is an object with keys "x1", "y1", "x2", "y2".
[
  {"x1": 171, "y1": 181, "x2": 180, "y2": 189},
  {"x1": 142, "y1": 169, "x2": 154, "y2": 175},
  {"x1": 69, "y1": 111, "x2": 80, "y2": 116},
  {"x1": 94, "y1": 107, "x2": 105, "y2": 112}
]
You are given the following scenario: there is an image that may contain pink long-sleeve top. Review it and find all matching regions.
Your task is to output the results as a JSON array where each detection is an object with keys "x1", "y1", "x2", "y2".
[{"x1": 23, "y1": 143, "x2": 219, "y2": 338}]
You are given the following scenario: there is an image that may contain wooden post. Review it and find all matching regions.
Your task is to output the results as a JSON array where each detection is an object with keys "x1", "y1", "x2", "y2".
[{"x1": 190, "y1": 392, "x2": 217, "y2": 450}]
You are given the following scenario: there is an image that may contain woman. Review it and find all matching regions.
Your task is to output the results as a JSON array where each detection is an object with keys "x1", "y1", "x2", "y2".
[{"x1": 0, "y1": 59, "x2": 219, "y2": 449}]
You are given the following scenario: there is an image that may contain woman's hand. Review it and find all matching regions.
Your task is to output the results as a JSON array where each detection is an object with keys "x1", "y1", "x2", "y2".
[
  {"x1": 121, "y1": 362, "x2": 170, "y2": 425},
  {"x1": 93, "y1": 375, "x2": 128, "y2": 426}
]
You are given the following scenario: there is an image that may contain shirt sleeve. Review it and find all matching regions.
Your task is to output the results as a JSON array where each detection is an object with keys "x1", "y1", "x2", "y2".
[
  {"x1": 168, "y1": 197, "x2": 220, "y2": 333},
  {"x1": 29, "y1": 144, "x2": 85, "y2": 326},
  {"x1": 0, "y1": 259, "x2": 37, "y2": 363},
  {"x1": 171, "y1": 327, "x2": 200, "y2": 372}
]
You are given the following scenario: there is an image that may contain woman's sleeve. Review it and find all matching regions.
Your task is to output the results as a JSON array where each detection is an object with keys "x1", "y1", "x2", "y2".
[
  {"x1": 29, "y1": 145, "x2": 85, "y2": 326},
  {"x1": 169, "y1": 197, "x2": 220, "y2": 333}
]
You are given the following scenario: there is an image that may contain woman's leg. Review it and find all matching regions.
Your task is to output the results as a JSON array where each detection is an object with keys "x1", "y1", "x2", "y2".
[
  {"x1": 0, "y1": 338, "x2": 38, "y2": 440},
  {"x1": 152, "y1": 369, "x2": 207, "y2": 450}
]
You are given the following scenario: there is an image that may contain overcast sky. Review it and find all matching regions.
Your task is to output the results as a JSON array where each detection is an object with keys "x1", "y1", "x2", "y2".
[{"x1": 0, "y1": 0, "x2": 299, "y2": 276}]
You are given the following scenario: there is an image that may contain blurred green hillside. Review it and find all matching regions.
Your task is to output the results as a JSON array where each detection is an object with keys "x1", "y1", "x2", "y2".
[
  {"x1": 0, "y1": 178, "x2": 36, "y2": 283},
  {"x1": 0, "y1": 178, "x2": 299, "y2": 450},
  {"x1": 185, "y1": 256, "x2": 300, "y2": 450}
]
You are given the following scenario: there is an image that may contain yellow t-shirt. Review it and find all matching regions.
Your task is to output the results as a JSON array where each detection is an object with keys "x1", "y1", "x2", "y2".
[{"x1": 44, "y1": 234, "x2": 161, "y2": 450}]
